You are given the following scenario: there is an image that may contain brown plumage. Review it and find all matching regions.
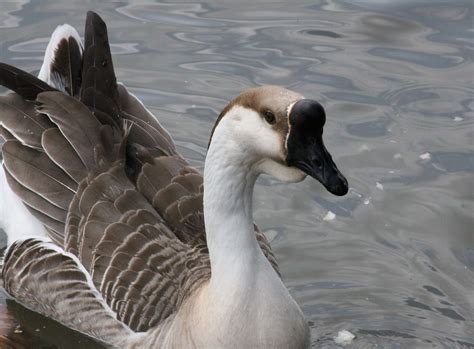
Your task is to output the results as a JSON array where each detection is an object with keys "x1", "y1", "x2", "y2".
[
  {"x1": 50, "y1": 37, "x2": 82, "y2": 97},
  {"x1": 0, "y1": 63, "x2": 56, "y2": 101},
  {"x1": 0, "y1": 93, "x2": 54, "y2": 149},
  {"x1": 0, "y1": 10, "x2": 279, "y2": 344}
]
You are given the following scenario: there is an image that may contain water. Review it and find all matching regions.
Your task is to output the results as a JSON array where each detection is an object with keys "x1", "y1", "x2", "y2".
[{"x1": 0, "y1": 1, "x2": 472, "y2": 348}]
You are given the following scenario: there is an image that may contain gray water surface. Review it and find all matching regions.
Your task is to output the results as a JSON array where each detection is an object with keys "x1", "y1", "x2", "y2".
[{"x1": 0, "y1": 1, "x2": 473, "y2": 348}]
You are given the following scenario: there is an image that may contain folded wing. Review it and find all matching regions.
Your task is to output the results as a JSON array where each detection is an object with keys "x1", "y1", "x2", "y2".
[{"x1": 0, "y1": 11, "x2": 278, "y2": 339}]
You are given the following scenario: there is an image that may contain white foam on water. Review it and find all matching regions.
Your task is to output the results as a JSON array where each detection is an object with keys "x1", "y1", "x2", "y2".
[
  {"x1": 419, "y1": 152, "x2": 431, "y2": 160},
  {"x1": 323, "y1": 211, "x2": 336, "y2": 221},
  {"x1": 334, "y1": 330, "x2": 355, "y2": 346}
]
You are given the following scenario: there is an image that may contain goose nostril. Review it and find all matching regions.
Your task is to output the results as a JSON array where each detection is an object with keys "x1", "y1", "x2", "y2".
[{"x1": 312, "y1": 158, "x2": 322, "y2": 169}]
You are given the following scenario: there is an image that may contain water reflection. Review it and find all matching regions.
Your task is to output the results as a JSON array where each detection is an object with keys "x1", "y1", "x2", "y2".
[{"x1": 0, "y1": 0, "x2": 473, "y2": 348}]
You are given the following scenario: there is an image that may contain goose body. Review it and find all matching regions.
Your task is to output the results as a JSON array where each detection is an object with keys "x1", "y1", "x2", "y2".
[{"x1": 0, "y1": 12, "x2": 348, "y2": 348}]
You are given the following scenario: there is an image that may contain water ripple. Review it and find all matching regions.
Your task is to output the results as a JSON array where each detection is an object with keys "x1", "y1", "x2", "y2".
[
  {"x1": 369, "y1": 47, "x2": 464, "y2": 68},
  {"x1": 0, "y1": 1, "x2": 473, "y2": 348}
]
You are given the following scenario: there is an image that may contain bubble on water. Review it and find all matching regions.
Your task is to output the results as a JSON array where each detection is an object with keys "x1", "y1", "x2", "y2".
[
  {"x1": 323, "y1": 211, "x2": 336, "y2": 221},
  {"x1": 359, "y1": 144, "x2": 369, "y2": 152},
  {"x1": 419, "y1": 152, "x2": 431, "y2": 160}
]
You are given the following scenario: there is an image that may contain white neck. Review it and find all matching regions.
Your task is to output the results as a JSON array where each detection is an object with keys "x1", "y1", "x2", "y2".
[
  {"x1": 203, "y1": 119, "x2": 278, "y2": 296},
  {"x1": 204, "y1": 136, "x2": 261, "y2": 280},
  {"x1": 203, "y1": 105, "x2": 307, "y2": 291},
  {"x1": 194, "y1": 109, "x2": 310, "y2": 349},
  {"x1": 144, "y1": 107, "x2": 311, "y2": 348}
]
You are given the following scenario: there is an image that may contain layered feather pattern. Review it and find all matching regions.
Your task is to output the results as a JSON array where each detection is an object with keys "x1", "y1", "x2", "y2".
[
  {"x1": 0, "y1": 10, "x2": 279, "y2": 344},
  {"x1": 50, "y1": 37, "x2": 83, "y2": 96}
]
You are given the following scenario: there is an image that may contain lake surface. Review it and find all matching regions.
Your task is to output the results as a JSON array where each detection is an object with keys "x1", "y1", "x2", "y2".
[{"x1": 0, "y1": 0, "x2": 473, "y2": 348}]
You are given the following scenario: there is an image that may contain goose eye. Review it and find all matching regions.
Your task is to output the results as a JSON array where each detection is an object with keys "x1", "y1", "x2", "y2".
[{"x1": 263, "y1": 111, "x2": 276, "y2": 125}]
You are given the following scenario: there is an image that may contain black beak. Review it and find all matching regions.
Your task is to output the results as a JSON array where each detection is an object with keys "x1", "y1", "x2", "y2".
[{"x1": 286, "y1": 99, "x2": 348, "y2": 196}]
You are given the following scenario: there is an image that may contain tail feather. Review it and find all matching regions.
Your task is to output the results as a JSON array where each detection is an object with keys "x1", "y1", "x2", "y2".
[
  {"x1": 50, "y1": 37, "x2": 83, "y2": 96},
  {"x1": 38, "y1": 24, "x2": 83, "y2": 96},
  {"x1": 0, "y1": 12, "x2": 125, "y2": 247},
  {"x1": 81, "y1": 11, "x2": 120, "y2": 122}
]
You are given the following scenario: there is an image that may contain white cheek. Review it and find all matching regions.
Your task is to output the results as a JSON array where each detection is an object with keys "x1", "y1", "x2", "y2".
[
  {"x1": 256, "y1": 159, "x2": 307, "y2": 183},
  {"x1": 253, "y1": 127, "x2": 282, "y2": 158},
  {"x1": 228, "y1": 106, "x2": 282, "y2": 159},
  {"x1": 220, "y1": 105, "x2": 306, "y2": 182}
]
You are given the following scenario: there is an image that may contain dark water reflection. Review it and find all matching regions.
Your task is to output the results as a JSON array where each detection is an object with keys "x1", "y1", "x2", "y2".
[{"x1": 0, "y1": 0, "x2": 472, "y2": 348}]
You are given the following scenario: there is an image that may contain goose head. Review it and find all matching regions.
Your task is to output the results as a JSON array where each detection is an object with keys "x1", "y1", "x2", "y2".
[{"x1": 209, "y1": 85, "x2": 348, "y2": 196}]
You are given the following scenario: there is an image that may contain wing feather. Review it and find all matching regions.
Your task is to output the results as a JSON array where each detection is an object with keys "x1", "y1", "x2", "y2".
[
  {"x1": 2, "y1": 140, "x2": 76, "y2": 209},
  {"x1": 41, "y1": 127, "x2": 87, "y2": 183},
  {"x1": 0, "y1": 63, "x2": 57, "y2": 100},
  {"x1": 0, "y1": 11, "x2": 280, "y2": 342},
  {"x1": 36, "y1": 91, "x2": 105, "y2": 171},
  {"x1": 0, "y1": 93, "x2": 54, "y2": 149},
  {"x1": 2, "y1": 238, "x2": 133, "y2": 346},
  {"x1": 117, "y1": 83, "x2": 176, "y2": 155},
  {"x1": 3, "y1": 166, "x2": 67, "y2": 222}
]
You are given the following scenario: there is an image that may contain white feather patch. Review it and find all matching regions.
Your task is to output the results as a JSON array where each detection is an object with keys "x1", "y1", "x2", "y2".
[
  {"x1": 38, "y1": 24, "x2": 83, "y2": 86},
  {"x1": 0, "y1": 164, "x2": 48, "y2": 246}
]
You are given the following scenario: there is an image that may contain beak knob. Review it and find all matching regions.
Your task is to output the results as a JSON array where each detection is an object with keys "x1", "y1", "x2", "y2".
[{"x1": 286, "y1": 99, "x2": 349, "y2": 196}]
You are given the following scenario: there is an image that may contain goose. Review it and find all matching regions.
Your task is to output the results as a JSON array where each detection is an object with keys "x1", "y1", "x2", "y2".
[{"x1": 0, "y1": 11, "x2": 348, "y2": 349}]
